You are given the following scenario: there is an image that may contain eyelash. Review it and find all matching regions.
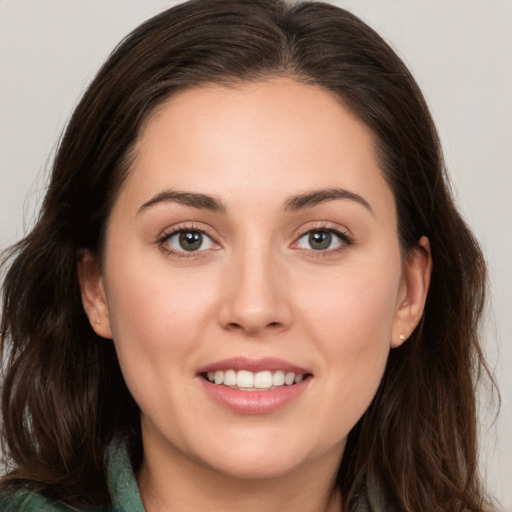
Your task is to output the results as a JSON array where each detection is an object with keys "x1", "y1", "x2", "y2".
[
  {"x1": 293, "y1": 223, "x2": 353, "y2": 256},
  {"x1": 157, "y1": 223, "x2": 353, "y2": 259},
  {"x1": 158, "y1": 223, "x2": 218, "y2": 259}
]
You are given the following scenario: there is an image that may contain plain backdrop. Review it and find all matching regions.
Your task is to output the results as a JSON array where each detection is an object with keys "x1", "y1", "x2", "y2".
[{"x1": 1, "y1": 1, "x2": 511, "y2": 509}]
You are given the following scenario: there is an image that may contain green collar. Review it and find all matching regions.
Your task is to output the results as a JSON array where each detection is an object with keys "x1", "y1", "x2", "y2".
[
  {"x1": 1, "y1": 437, "x2": 145, "y2": 511},
  {"x1": 107, "y1": 437, "x2": 145, "y2": 512}
]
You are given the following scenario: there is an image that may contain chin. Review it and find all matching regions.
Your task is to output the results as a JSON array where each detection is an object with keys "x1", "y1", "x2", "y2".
[
  {"x1": 204, "y1": 450, "x2": 309, "y2": 481},
  {"x1": 192, "y1": 430, "x2": 344, "y2": 482}
]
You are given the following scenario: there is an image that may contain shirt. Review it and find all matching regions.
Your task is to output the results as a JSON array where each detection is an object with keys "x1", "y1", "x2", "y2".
[{"x1": 0, "y1": 438, "x2": 145, "y2": 511}]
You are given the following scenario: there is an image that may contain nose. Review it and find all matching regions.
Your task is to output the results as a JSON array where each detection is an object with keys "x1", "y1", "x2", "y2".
[{"x1": 217, "y1": 247, "x2": 293, "y2": 336}]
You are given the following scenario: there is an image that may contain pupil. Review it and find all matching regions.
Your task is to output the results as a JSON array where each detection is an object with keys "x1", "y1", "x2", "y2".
[
  {"x1": 179, "y1": 231, "x2": 202, "y2": 251},
  {"x1": 309, "y1": 231, "x2": 331, "y2": 250}
]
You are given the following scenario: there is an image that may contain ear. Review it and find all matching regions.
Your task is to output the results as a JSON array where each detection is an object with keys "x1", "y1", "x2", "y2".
[
  {"x1": 77, "y1": 249, "x2": 113, "y2": 339},
  {"x1": 391, "y1": 236, "x2": 432, "y2": 348}
]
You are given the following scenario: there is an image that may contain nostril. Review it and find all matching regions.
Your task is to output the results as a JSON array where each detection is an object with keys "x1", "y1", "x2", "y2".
[{"x1": 224, "y1": 320, "x2": 282, "y2": 334}]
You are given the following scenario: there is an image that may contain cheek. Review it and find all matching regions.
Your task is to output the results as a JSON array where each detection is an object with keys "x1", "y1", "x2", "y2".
[
  {"x1": 102, "y1": 250, "x2": 220, "y2": 392},
  {"x1": 105, "y1": 238, "x2": 216, "y2": 333},
  {"x1": 102, "y1": 260, "x2": 225, "y2": 442},
  {"x1": 299, "y1": 257, "x2": 401, "y2": 350},
  {"x1": 294, "y1": 256, "x2": 401, "y2": 426}
]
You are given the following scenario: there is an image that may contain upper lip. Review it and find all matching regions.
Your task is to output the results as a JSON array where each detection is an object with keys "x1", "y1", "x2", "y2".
[{"x1": 197, "y1": 357, "x2": 311, "y2": 375}]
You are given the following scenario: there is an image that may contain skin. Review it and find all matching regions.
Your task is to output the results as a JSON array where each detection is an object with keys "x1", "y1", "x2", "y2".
[{"x1": 80, "y1": 78, "x2": 431, "y2": 512}]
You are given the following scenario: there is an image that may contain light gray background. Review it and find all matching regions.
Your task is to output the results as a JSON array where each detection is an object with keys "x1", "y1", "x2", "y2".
[{"x1": 1, "y1": 1, "x2": 511, "y2": 509}]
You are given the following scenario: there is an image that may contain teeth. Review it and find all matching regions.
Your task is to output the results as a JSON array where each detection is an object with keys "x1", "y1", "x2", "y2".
[
  {"x1": 236, "y1": 370, "x2": 254, "y2": 388},
  {"x1": 284, "y1": 372, "x2": 295, "y2": 385},
  {"x1": 205, "y1": 369, "x2": 306, "y2": 390},
  {"x1": 224, "y1": 369, "x2": 237, "y2": 386},
  {"x1": 272, "y1": 370, "x2": 285, "y2": 386},
  {"x1": 254, "y1": 371, "x2": 272, "y2": 389}
]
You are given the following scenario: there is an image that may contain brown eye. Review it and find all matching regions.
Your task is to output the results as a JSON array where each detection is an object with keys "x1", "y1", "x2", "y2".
[
  {"x1": 179, "y1": 231, "x2": 203, "y2": 251},
  {"x1": 308, "y1": 231, "x2": 332, "y2": 250},
  {"x1": 163, "y1": 229, "x2": 216, "y2": 253},
  {"x1": 295, "y1": 229, "x2": 348, "y2": 252}
]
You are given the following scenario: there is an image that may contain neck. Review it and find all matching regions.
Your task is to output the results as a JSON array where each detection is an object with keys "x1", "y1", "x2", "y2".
[{"x1": 137, "y1": 433, "x2": 343, "y2": 512}]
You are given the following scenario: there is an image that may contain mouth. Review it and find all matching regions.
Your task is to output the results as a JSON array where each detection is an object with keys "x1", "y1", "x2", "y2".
[
  {"x1": 201, "y1": 369, "x2": 311, "y2": 391},
  {"x1": 197, "y1": 358, "x2": 312, "y2": 413}
]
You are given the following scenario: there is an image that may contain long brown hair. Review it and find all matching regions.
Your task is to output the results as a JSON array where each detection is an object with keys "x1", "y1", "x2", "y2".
[{"x1": 1, "y1": 1, "x2": 496, "y2": 510}]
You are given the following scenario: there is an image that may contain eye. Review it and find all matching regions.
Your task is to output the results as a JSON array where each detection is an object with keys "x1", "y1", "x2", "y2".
[
  {"x1": 295, "y1": 229, "x2": 348, "y2": 251},
  {"x1": 163, "y1": 229, "x2": 216, "y2": 253}
]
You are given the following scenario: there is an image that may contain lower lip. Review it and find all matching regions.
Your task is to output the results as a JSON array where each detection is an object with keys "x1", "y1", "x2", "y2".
[{"x1": 198, "y1": 377, "x2": 310, "y2": 415}]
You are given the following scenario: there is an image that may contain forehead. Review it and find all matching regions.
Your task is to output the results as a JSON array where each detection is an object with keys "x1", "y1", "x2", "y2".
[{"x1": 116, "y1": 78, "x2": 395, "y2": 221}]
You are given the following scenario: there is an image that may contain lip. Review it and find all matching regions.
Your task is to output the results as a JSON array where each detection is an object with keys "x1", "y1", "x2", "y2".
[
  {"x1": 199, "y1": 376, "x2": 311, "y2": 415},
  {"x1": 196, "y1": 357, "x2": 312, "y2": 415},
  {"x1": 197, "y1": 357, "x2": 310, "y2": 375}
]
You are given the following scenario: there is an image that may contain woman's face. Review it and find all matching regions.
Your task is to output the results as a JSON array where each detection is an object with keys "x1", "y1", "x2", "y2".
[{"x1": 81, "y1": 79, "x2": 430, "y2": 481}]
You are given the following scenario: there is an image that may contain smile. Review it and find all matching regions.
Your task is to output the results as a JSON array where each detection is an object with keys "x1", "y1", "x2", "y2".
[
  {"x1": 204, "y1": 369, "x2": 306, "y2": 390},
  {"x1": 197, "y1": 358, "x2": 312, "y2": 414}
]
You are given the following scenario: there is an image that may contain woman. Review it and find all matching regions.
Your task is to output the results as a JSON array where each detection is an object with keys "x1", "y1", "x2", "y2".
[{"x1": 0, "y1": 0, "x2": 496, "y2": 510}]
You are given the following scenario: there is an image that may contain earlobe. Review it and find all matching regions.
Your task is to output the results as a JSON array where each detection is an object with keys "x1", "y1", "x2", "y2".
[
  {"x1": 77, "y1": 249, "x2": 113, "y2": 339},
  {"x1": 391, "y1": 236, "x2": 432, "y2": 348}
]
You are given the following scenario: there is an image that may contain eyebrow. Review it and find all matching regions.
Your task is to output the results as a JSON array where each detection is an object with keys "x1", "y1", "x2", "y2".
[
  {"x1": 137, "y1": 187, "x2": 372, "y2": 216},
  {"x1": 138, "y1": 190, "x2": 226, "y2": 214},
  {"x1": 283, "y1": 188, "x2": 373, "y2": 214}
]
